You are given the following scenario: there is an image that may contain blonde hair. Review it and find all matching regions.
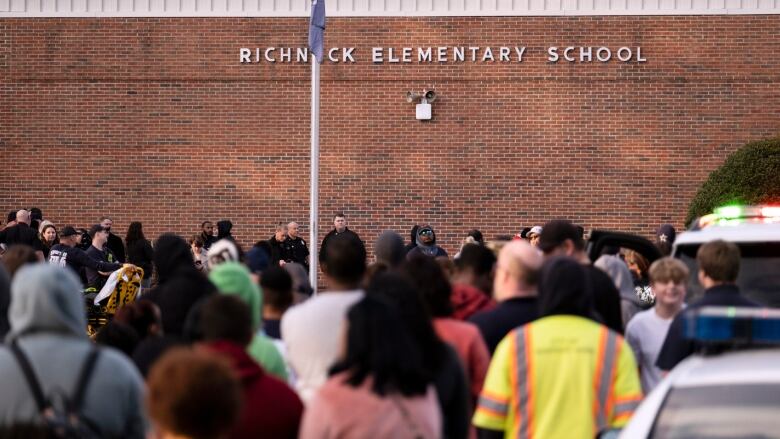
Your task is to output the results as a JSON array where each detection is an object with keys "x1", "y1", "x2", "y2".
[{"x1": 648, "y1": 257, "x2": 689, "y2": 284}]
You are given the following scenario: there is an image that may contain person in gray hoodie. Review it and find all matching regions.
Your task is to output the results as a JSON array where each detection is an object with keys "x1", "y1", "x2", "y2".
[{"x1": 0, "y1": 263, "x2": 146, "y2": 438}]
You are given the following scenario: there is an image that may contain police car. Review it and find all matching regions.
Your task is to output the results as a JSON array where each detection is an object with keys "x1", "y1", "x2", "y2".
[
  {"x1": 619, "y1": 306, "x2": 780, "y2": 438},
  {"x1": 673, "y1": 205, "x2": 780, "y2": 307}
]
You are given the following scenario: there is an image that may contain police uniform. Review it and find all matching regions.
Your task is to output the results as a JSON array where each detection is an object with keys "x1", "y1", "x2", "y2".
[{"x1": 282, "y1": 236, "x2": 310, "y2": 271}]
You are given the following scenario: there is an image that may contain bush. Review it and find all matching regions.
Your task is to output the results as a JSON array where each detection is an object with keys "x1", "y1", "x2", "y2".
[{"x1": 686, "y1": 137, "x2": 780, "y2": 226}]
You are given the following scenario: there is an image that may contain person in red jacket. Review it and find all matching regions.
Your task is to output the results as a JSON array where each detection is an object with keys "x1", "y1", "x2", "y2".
[{"x1": 198, "y1": 294, "x2": 303, "y2": 439}]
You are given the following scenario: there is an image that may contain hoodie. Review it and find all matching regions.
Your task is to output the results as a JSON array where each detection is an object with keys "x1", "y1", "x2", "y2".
[
  {"x1": 203, "y1": 340, "x2": 303, "y2": 439},
  {"x1": 208, "y1": 262, "x2": 288, "y2": 381},
  {"x1": 595, "y1": 254, "x2": 648, "y2": 327},
  {"x1": 217, "y1": 220, "x2": 234, "y2": 241},
  {"x1": 407, "y1": 225, "x2": 448, "y2": 259},
  {"x1": 142, "y1": 234, "x2": 216, "y2": 336},
  {"x1": 0, "y1": 264, "x2": 146, "y2": 438}
]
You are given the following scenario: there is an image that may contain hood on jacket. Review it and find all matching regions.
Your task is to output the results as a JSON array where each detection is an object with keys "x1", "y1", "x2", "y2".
[
  {"x1": 594, "y1": 254, "x2": 640, "y2": 304},
  {"x1": 374, "y1": 231, "x2": 405, "y2": 268},
  {"x1": 408, "y1": 225, "x2": 419, "y2": 247},
  {"x1": 208, "y1": 262, "x2": 263, "y2": 330},
  {"x1": 202, "y1": 339, "x2": 264, "y2": 382},
  {"x1": 538, "y1": 257, "x2": 593, "y2": 319},
  {"x1": 6, "y1": 263, "x2": 86, "y2": 341},
  {"x1": 0, "y1": 264, "x2": 10, "y2": 339},
  {"x1": 216, "y1": 220, "x2": 233, "y2": 239},
  {"x1": 415, "y1": 225, "x2": 438, "y2": 247},
  {"x1": 154, "y1": 233, "x2": 196, "y2": 284}
]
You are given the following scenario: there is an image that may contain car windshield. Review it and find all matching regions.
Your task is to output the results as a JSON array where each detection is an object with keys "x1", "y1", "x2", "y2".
[
  {"x1": 676, "y1": 243, "x2": 780, "y2": 307},
  {"x1": 651, "y1": 384, "x2": 780, "y2": 439}
]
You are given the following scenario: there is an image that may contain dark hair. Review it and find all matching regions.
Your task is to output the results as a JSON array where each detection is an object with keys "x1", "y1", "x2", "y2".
[
  {"x1": 697, "y1": 240, "x2": 740, "y2": 283},
  {"x1": 6, "y1": 211, "x2": 16, "y2": 224},
  {"x1": 366, "y1": 272, "x2": 447, "y2": 374},
  {"x1": 95, "y1": 321, "x2": 140, "y2": 356},
  {"x1": 334, "y1": 211, "x2": 345, "y2": 219},
  {"x1": 455, "y1": 243, "x2": 496, "y2": 275},
  {"x1": 538, "y1": 257, "x2": 593, "y2": 318},
  {"x1": 125, "y1": 221, "x2": 146, "y2": 246},
  {"x1": 259, "y1": 266, "x2": 293, "y2": 311},
  {"x1": 189, "y1": 234, "x2": 204, "y2": 247},
  {"x1": 1, "y1": 245, "x2": 39, "y2": 278},
  {"x1": 199, "y1": 295, "x2": 253, "y2": 347},
  {"x1": 466, "y1": 229, "x2": 484, "y2": 244},
  {"x1": 322, "y1": 233, "x2": 366, "y2": 285},
  {"x1": 401, "y1": 255, "x2": 454, "y2": 317},
  {"x1": 201, "y1": 221, "x2": 212, "y2": 228},
  {"x1": 147, "y1": 348, "x2": 242, "y2": 439},
  {"x1": 330, "y1": 295, "x2": 428, "y2": 397},
  {"x1": 114, "y1": 301, "x2": 162, "y2": 339},
  {"x1": 29, "y1": 208, "x2": 42, "y2": 221}
]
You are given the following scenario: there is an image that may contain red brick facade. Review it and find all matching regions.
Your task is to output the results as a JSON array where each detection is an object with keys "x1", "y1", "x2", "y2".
[{"x1": 1, "y1": 16, "x2": 779, "y2": 255}]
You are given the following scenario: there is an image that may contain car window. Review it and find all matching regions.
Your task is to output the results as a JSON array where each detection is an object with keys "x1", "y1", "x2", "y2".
[
  {"x1": 651, "y1": 384, "x2": 780, "y2": 439},
  {"x1": 676, "y1": 243, "x2": 780, "y2": 307}
]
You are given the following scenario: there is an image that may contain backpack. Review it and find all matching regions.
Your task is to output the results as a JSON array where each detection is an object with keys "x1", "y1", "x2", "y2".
[{"x1": 9, "y1": 341, "x2": 103, "y2": 439}]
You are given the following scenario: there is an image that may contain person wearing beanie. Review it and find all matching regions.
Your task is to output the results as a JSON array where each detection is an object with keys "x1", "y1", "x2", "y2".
[
  {"x1": 209, "y1": 262, "x2": 288, "y2": 381},
  {"x1": 374, "y1": 231, "x2": 405, "y2": 269}
]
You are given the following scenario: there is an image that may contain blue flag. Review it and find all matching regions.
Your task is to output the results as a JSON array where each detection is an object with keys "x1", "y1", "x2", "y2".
[{"x1": 308, "y1": 0, "x2": 326, "y2": 63}]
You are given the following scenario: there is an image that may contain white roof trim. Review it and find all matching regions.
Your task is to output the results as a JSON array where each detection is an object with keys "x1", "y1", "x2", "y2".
[{"x1": 1, "y1": 0, "x2": 778, "y2": 16}]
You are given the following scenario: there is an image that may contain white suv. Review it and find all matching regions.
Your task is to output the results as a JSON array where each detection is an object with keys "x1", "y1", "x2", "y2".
[{"x1": 673, "y1": 205, "x2": 780, "y2": 307}]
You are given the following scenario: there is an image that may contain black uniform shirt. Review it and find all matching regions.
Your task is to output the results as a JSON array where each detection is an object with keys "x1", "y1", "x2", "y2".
[{"x1": 282, "y1": 236, "x2": 309, "y2": 269}]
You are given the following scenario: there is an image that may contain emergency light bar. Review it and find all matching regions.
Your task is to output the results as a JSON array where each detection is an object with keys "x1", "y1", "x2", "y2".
[
  {"x1": 685, "y1": 307, "x2": 780, "y2": 344},
  {"x1": 695, "y1": 204, "x2": 780, "y2": 229}
]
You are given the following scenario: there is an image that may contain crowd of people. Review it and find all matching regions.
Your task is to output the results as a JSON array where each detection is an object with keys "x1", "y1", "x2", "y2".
[{"x1": 0, "y1": 207, "x2": 760, "y2": 438}]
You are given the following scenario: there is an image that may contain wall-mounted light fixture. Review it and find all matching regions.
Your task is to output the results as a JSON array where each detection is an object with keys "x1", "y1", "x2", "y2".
[{"x1": 405, "y1": 89, "x2": 438, "y2": 120}]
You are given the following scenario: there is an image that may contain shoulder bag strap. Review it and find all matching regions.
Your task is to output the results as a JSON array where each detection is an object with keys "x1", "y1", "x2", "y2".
[
  {"x1": 71, "y1": 348, "x2": 101, "y2": 412},
  {"x1": 9, "y1": 340, "x2": 49, "y2": 412}
]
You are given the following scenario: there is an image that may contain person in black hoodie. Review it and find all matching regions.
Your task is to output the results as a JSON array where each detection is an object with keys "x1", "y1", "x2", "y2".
[
  {"x1": 406, "y1": 225, "x2": 448, "y2": 259},
  {"x1": 141, "y1": 233, "x2": 217, "y2": 337},
  {"x1": 216, "y1": 220, "x2": 235, "y2": 242},
  {"x1": 404, "y1": 225, "x2": 419, "y2": 255}
]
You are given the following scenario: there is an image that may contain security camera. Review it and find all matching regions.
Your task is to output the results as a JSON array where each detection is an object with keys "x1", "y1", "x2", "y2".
[
  {"x1": 405, "y1": 91, "x2": 420, "y2": 103},
  {"x1": 423, "y1": 90, "x2": 437, "y2": 103}
]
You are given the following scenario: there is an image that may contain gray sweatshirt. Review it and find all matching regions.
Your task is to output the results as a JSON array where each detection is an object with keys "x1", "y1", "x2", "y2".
[{"x1": 0, "y1": 263, "x2": 146, "y2": 438}]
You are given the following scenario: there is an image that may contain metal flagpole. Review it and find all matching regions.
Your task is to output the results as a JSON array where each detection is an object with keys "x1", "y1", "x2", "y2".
[
  {"x1": 308, "y1": 0, "x2": 324, "y2": 294},
  {"x1": 309, "y1": 59, "x2": 320, "y2": 295}
]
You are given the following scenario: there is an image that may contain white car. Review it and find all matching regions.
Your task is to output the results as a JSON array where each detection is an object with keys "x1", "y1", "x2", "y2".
[
  {"x1": 619, "y1": 307, "x2": 780, "y2": 439},
  {"x1": 673, "y1": 205, "x2": 780, "y2": 307}
]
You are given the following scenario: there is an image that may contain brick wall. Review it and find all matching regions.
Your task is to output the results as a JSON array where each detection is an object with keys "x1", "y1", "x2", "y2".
[{"x1": 1, "y1": 16, "x2": 779, "y2": 257}]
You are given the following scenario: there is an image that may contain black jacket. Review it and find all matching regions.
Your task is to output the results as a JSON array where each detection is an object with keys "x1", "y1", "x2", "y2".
[
  {"x1": 106, "y1": 232, "x2": 126, "y2": 263},
  {"x1": 84, "y1": 245, "x2": 121, "y2": 290},
  {"x1": 319, "y1": 228, "x2": 361, "y2": 263},
  {"x1": 127, "y1": 239, "x2": 155, "y2": 280},
  {"x1": 0, "y1": 223, "x2": 44, "y2": 252},
  {"x1": 656, "y1": 284, "x2": 760, "y2": 371},
  {"x1": 48, "y1": 244, "x2": 122, "y2": 287},
  {"x1": 268, "y1": 236, "x2": 285, "y2": 267}
]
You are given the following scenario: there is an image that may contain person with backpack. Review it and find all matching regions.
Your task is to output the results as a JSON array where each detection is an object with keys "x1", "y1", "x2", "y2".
[{"x1": 0, "y1": 264, "x2": 147, "y2": 438}]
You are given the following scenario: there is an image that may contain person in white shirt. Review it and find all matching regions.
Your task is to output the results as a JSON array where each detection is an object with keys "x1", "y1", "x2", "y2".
[
  {"x1": 625, "y1": 257, "x2": 688, "y2": 393},
  {"x1": 281, "y1": 233, "x2": 366, "y2": 402}
]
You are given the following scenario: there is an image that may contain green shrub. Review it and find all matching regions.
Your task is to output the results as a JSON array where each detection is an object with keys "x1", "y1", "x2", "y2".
[{"x1": 686, "y1": 137, "x2": 780, "y2": 226}]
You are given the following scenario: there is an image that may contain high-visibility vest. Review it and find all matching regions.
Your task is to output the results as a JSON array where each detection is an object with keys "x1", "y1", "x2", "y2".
[{"x1": 473, "y1": 315, "x2": 643, "y2": 439}]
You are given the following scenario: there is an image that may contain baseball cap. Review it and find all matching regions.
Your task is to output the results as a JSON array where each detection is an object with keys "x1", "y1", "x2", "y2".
[
  {"x1": 60, "y1": 226, "x2": 81, "y2": 237},
  {"x1": 527, "y1": 225, "x2": 543, "y2": 237},
  {"x1": 538, "y1": 220, "x2": 583, "y2": 253},
  {"x1": 88, "y1": 224, "x2": 108, "y2": 238},
  {"x1": 656, "y1": 224, "x2": 676, "y2": 244}
]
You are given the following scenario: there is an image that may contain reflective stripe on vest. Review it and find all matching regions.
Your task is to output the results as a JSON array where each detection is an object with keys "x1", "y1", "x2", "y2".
[
  {"x1": 594, "y1": 328, "x2": 620, "y2": 432},
  {"x1": 513, "y1": 326, "x2": 534, "y2": 439}
]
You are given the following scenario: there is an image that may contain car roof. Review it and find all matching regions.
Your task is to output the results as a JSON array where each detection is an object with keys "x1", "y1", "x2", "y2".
[
  {"x1": 675, "y1": 222, "x2": 780, "y2": 246},
  {"x1": 672, "y1": 349, "x2": 780, "y2": 388}
]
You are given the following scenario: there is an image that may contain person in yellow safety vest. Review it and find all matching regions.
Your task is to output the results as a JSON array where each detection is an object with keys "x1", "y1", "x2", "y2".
[{"x1": 473, "y1": 257, "x2": 643, "y2": 439}]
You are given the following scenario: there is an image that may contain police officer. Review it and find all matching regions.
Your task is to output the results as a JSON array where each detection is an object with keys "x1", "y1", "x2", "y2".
[
  {"x1": 282, "y1": 222, "x2": 309, "y2": 272},
  {"x1": 48, "y1": 226, "x2": 122, "y2": 288}
]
